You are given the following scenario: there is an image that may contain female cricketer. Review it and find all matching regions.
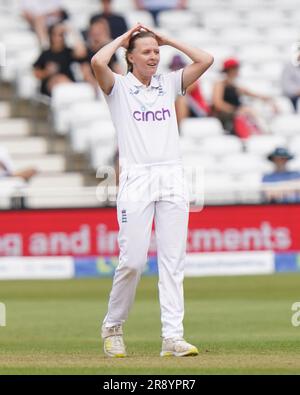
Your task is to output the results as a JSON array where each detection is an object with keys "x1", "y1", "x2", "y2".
[{"x1": 91, "y1": 24, "x2": 213, "y2": 357}]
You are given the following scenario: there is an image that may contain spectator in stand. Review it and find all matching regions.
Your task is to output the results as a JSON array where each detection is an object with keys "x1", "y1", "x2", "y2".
[
  {"x1": 168, "y1": 54, "x2": 210, "y2": 126},
  {"x1": 212, "y1": 58, "x2": 277, "y2": 138},
  {"x1": 133, "y1": 0, "x2": 188, "y2": 26},
  {"x1": 33, "y1": 22, "x2": 87, "y2": 96},
  {"x1": 90, "y1": 0, "x2": 128, "y2": 40},
  {"x1": 21, "y1": 0, "x2": 68, "y2": 48},
  {"x1": 81, "y1": 18, "x2": 122, "y2": 92},
  {"x1": 0, "y1": 147, "x2": 37, "y2": 181},
  {"x1": 281, "y1": 43, "x2": 300, "y2": 112},
  {"x1": 262, "y1": 147, "x2": 300, "y2": 203}
]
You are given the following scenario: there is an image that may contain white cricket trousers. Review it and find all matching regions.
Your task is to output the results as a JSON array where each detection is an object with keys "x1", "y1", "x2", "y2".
[{"x1": 103, "y1": 162, "x2": 189, "y2": 339}]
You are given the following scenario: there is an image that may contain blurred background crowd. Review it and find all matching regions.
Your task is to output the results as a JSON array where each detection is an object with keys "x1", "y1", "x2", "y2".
[{"x1": 1, "y1": 0, "x2": 300, "y2": 209}]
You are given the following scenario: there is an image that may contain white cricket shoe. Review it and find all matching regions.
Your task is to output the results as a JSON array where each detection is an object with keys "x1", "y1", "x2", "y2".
[
  {"x1": 102, "y1": 324, "x2": 127, "y2": 358},
  {"x1": 160, "y1": 338, "x2": 199, "y2": 357}
]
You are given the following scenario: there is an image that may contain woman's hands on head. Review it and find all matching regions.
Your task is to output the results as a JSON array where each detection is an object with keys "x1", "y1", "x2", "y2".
[
  {"x1": 138, "y1": 25, "x2": 169, "y2": 46},
  {"x1": 120, "y1": 24, "x2": 143, "y2": 48},
  {"x1": 120, "y1": 24, "x2": 169, "y2": 48}
]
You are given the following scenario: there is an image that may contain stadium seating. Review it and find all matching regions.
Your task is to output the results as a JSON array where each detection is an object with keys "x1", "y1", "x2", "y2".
[
  {"x1": 245, "y1": 9, "x2": 289, "y2": 28},
  {"x1": 69, "y1": 100, "x2": 110, "y2": 129},
  {"x1": 259, "y1": 62, "x2": 284, "y2": 82},
  {"x1": 203, "y1": 173, "x2": 241, "y2": 204},
  {"x1": 238, "y1": 45, "x2": 283, "y2": 66},
  {"x1": 15, "y1": 68, "x2": 40, "y2": 100},
  {"x1": 0, "y1": 31, "x2": 39, "y2": 83},
  {"x1": 201, "y1": 10, "x2": 246, "y2": 30},
  {"x1": 199, "y1": 44, "x2": 237, "y2": 71},
  {"x1": 229, "y1": 0, "x2": 276, "y2": 11},
  {"x1": 70, "y1": 118, "x2": 115, "y2": 154},
  {"x1": 180, "y1": 117, "x2": 224, "y2": 140},
  {"x1": 0, "y1": 14, "x2": 28, "y2": 37},
  {"x1": 177, "y1": 28, "x2": 217, "y2": 48},
  {"x1": 270, "y1": 114, "x2": 300, "y2": 137},
  {"x1": 13, "y1": 155, "x2": 66, "y2": 173},
  {"x1": 264, "y1": 27, "x2": 300, "y2": 47},
  {"x1": 182, "y1": 153, "x2": 217, "y2": 171},
  {"x1": 124, "y1": 10, "x2": 154, "y2": 28},
  {"x1": 62, "y1": 0, "x2": 99, "y2": 24},
  {"x1": 245, "y1": 135, "x2": 287, "y2": 157},
  {"x1": 0, "y1": 137, "x2": 48, "y2": 156},
  {"x1": 157, "y1": 10, "x2": 198, "y2": 32},
  {"x1": 25, "y1": 186, "x2": 106, "y2": 208},
  {"x1": 219, "y1": 152, "x2": 272, "y2": 175},
  {"x1": 89, "y1": 144, "x2": 116, "y2": 170},
  {"x1": 0, "y1": 119, "x2": 31, "y2": 137},
  {"x1": 112, "y1": 0, "x2": 134, "y2": 13},
  {"x1": 197, "y1": 135, "x2": 243, "y2": 156},
  {"x1": 88, "y1": 120, "x2": 117, "y2": 169},
  {"x1": 28, "y1": 173, "x2": 84, "y2": 188},
  {"x1": 51, "y1": 83, "x2": 96, "y2": 135},
  {"x1": 288, "y1": 157, "x2": 300, "y2": 172},
  {"x1": 0, "y1": 102, "x2": 10, "y2": 118},
  {"x1": 219, "y1": 27, "x2": 262, "y2": 47},
  {"x1": 288, "y1": 136, "x2": 300, "y2": 156}
]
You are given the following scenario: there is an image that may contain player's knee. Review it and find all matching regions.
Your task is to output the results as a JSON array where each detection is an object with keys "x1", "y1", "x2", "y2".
[
  {"x1": 120, "y1": 257, "x2": 145, "y2": 274},
  {"x1": 126, "y1": 261, "x2": 144, "y2": 273}
]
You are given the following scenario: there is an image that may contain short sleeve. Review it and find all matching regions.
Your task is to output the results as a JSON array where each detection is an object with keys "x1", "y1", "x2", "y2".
[
  {"x1": 104, "y1": 72, "x2": 122, "y2": 97},
  {"x1": 169, "y1": 68, "x2": 186, "y2": 97}
]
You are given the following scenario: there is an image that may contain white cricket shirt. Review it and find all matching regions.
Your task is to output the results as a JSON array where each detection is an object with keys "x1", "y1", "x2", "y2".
[{"x1": 104, "y1": 69, "x2": 185, "y2": 166}]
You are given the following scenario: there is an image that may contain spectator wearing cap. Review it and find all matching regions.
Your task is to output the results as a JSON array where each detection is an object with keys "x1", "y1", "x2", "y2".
[
  {"x1": 212, "y1": 58, "x2": 277, "y2": 137},
  {"x1": 281, "y1": 43, "x2": 300, "y2": 112},
  {"x1": 90, "y1": 0, "x2": 128, "y2": 40},
  {"x1": 168, "y1": 54, "x2": 211, "y2": 127},
  {"x1": 262, "y1": 147, "x2": 300, "y2": 203},
  {"x1": 134, "y1": 0, "x2": 188, "y2": 26}
]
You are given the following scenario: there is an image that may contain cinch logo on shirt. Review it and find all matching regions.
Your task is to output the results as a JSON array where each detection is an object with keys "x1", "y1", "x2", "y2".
[{"x1": 133, "y1": 108, "x2": 171, "y2": 122}]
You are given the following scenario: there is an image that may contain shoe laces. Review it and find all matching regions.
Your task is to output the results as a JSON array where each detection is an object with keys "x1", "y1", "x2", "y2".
[
  {"x1": 107, "y1": 326, "x2": 124, "y2": 346},
  {"x1": 105, "y1": 324, "x2": 122, "y2": 336},
  {"x1": 164, "y1": 338, "x2": 189, "y2": 352},
  {"x1": 110, "y1": 325, "x2": 122, "y2": 334}
]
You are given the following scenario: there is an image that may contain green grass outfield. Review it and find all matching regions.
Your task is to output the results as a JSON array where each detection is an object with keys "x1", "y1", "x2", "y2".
[{"x1": 0, "y1": 274, "x2": 300, "y2": 375}]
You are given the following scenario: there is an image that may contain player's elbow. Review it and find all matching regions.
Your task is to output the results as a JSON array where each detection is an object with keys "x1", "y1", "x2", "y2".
[
  {"x1": 195, "y1": 54, "x2": 214, "y2": 73},
  {"x1": 91, "y1": 55, "x2": 100, "y2": 70},
  {"x1": 91, "y1": 55, "x2": 106, "y2": 72}
]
